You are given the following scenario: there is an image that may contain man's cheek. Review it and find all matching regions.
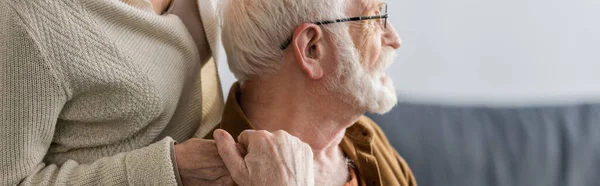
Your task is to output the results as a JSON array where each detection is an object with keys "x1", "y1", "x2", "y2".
[
  {"x1": 364, "y1": 51, "x2": 379, "y2": 72},
  {"x1": 367, "y1": 39, "x2": 383, "y2": 70}
]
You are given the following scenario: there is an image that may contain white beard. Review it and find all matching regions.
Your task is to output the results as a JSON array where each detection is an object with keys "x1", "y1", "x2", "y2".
[
  {"x1": 343, "y1": 47, "x2": 398, "y2": 114},
  {"x1": 326, "y1": 30, "x2": 398, "y2": 114}
]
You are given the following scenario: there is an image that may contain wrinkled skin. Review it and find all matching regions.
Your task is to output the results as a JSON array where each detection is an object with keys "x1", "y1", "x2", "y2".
[
  {"x1": 174, "y1": 138, "x2": 236, "y2": 186},
  {"x1": 214, "y1": 129, "x2": 316, "y2": 186}
]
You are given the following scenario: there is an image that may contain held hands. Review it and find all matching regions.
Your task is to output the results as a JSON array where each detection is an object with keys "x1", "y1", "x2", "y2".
[
  {"x1": 214, "y1": 129, "x2": 315, "y2": 186},
  {"x1": 174, "y1": 129, "x2": 315, "y2": 186}
]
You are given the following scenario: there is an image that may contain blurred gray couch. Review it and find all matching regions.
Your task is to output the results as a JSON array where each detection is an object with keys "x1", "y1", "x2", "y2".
[{"x1": 366, "y1": 102, "x2": 600, "y2": 186}]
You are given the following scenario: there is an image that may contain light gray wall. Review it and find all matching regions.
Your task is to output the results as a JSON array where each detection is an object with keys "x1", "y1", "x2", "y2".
[{"x1": 218, "y1": 0, "x2": 600, "y2": 105}]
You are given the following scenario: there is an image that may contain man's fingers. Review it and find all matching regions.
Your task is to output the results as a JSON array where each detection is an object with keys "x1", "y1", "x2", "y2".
[
  {"x1": 237, "y1": 130, "x2": 250, "y2": 147},
  {"x1": 237, "y1": 130, "x2": 271, "y2": 149},
  {"x1": 235, "y1": 143, "x2": 248, "y2": 156},
  {"x1": 213, "y1": 129, "x2": 248, "y2": 183}
]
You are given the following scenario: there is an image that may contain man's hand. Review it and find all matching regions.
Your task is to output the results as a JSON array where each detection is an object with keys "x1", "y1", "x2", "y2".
[
  {"x1": 214, "y1": 129, "x2": 315, "y2": 186},
  {"x1": 174, "y1": 138, "x2": 234, "y2": 186}
]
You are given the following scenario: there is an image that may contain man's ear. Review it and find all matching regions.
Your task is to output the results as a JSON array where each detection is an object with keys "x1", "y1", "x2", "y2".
[{"x1": 291, "y1": 23, "x2": 324, "y2": 80}]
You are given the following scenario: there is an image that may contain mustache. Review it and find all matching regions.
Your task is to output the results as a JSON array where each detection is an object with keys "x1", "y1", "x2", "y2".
[{"x1": 373, "y1": 47, "x2": 397, "y2": 72}]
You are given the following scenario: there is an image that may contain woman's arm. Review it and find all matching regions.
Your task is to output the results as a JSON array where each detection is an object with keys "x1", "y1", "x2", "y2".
[{"x1": 0, "y1": 2, "x2": 179, "y2": 185}]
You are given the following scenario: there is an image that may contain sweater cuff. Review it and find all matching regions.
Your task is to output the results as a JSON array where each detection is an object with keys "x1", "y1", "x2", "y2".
[
  {"x1": 171, "y1": 140, "x2": 184, "y2": 186},
  {"x1": 125, "y1": 137, "x2": 178, "y2": 186}
]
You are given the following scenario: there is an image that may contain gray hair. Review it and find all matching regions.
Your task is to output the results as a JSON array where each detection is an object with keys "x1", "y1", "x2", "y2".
[{"x1": 219, "y1": 0, "x2": 350, "y2": 80}]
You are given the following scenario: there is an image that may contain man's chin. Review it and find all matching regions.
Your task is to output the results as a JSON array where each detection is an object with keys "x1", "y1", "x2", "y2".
[
  {"x1": 366, "y1": 75, "x2": 397, "y2": 114},
  {"x1": 354, "y1": 72, "x2": 395, "y2": 114},
  {"x1": 367, "y1": 87, "x2": 398, "y2": 115}
]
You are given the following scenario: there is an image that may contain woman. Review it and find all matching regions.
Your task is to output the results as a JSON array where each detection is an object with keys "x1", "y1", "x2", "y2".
[{"x1": 0, "y1": 0, "x2": 225, "y2": 185}]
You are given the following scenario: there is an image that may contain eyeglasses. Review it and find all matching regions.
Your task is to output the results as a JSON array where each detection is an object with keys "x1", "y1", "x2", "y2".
[{"x1": 279, "y1": 3, "x2": 388, "y2": 50}]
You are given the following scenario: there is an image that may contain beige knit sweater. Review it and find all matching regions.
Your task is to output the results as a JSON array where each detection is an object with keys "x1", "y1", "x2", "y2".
[{"x1": 0, "y1": 0, "x2": 224, "y2": 185}]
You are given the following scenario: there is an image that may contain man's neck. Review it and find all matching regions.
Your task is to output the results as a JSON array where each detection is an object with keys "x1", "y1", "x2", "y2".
[
  {"x1": 237, "y1": 74, "x2": 363, "y2": 185},
  {"x1": 238, "y1": 79, "x2": 362, "y2": 156}
]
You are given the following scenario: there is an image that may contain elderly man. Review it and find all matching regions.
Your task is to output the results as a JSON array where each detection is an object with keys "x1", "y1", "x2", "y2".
[{"x1": 207, "y1": 0, "x2": 417, "y2": 185}]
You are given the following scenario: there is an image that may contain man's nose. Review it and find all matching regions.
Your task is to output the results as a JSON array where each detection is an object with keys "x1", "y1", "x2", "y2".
[{"x1": 382, "y1": 22, "x2": 402, "y2": 49}]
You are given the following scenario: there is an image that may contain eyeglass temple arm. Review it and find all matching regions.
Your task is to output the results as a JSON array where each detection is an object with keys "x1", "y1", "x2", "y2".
[
  {"x1": 314, "y1": 14, "x2": 388, "y2": 25},
  {"x1": 279, "y1": 14, "x2": 389, "y2": 50}
]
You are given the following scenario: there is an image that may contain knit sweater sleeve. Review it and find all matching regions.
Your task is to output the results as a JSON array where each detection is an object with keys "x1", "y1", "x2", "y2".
[{"x1": 0, "y1": 2, "x2": 178, "y2": 186}]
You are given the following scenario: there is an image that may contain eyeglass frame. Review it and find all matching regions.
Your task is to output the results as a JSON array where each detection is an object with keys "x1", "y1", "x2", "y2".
[{"x1": 279, "y1": 4, "x2": 388, "y2": 50}]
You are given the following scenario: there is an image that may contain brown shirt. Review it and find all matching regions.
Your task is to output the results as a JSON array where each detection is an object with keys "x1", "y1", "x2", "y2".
[{"x1": 205, "y1": 83, "x2": 417, "y2": 186}]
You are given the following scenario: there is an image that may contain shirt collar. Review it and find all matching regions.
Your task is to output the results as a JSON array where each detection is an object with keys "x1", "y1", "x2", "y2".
[{"x1": 219, "y1": 82, "x2": 255, "y2": 140}]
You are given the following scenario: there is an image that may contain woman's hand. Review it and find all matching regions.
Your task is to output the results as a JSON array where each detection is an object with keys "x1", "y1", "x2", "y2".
[{"x1": 174, "y1": 138, "x2": 236, "y2": 186}]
